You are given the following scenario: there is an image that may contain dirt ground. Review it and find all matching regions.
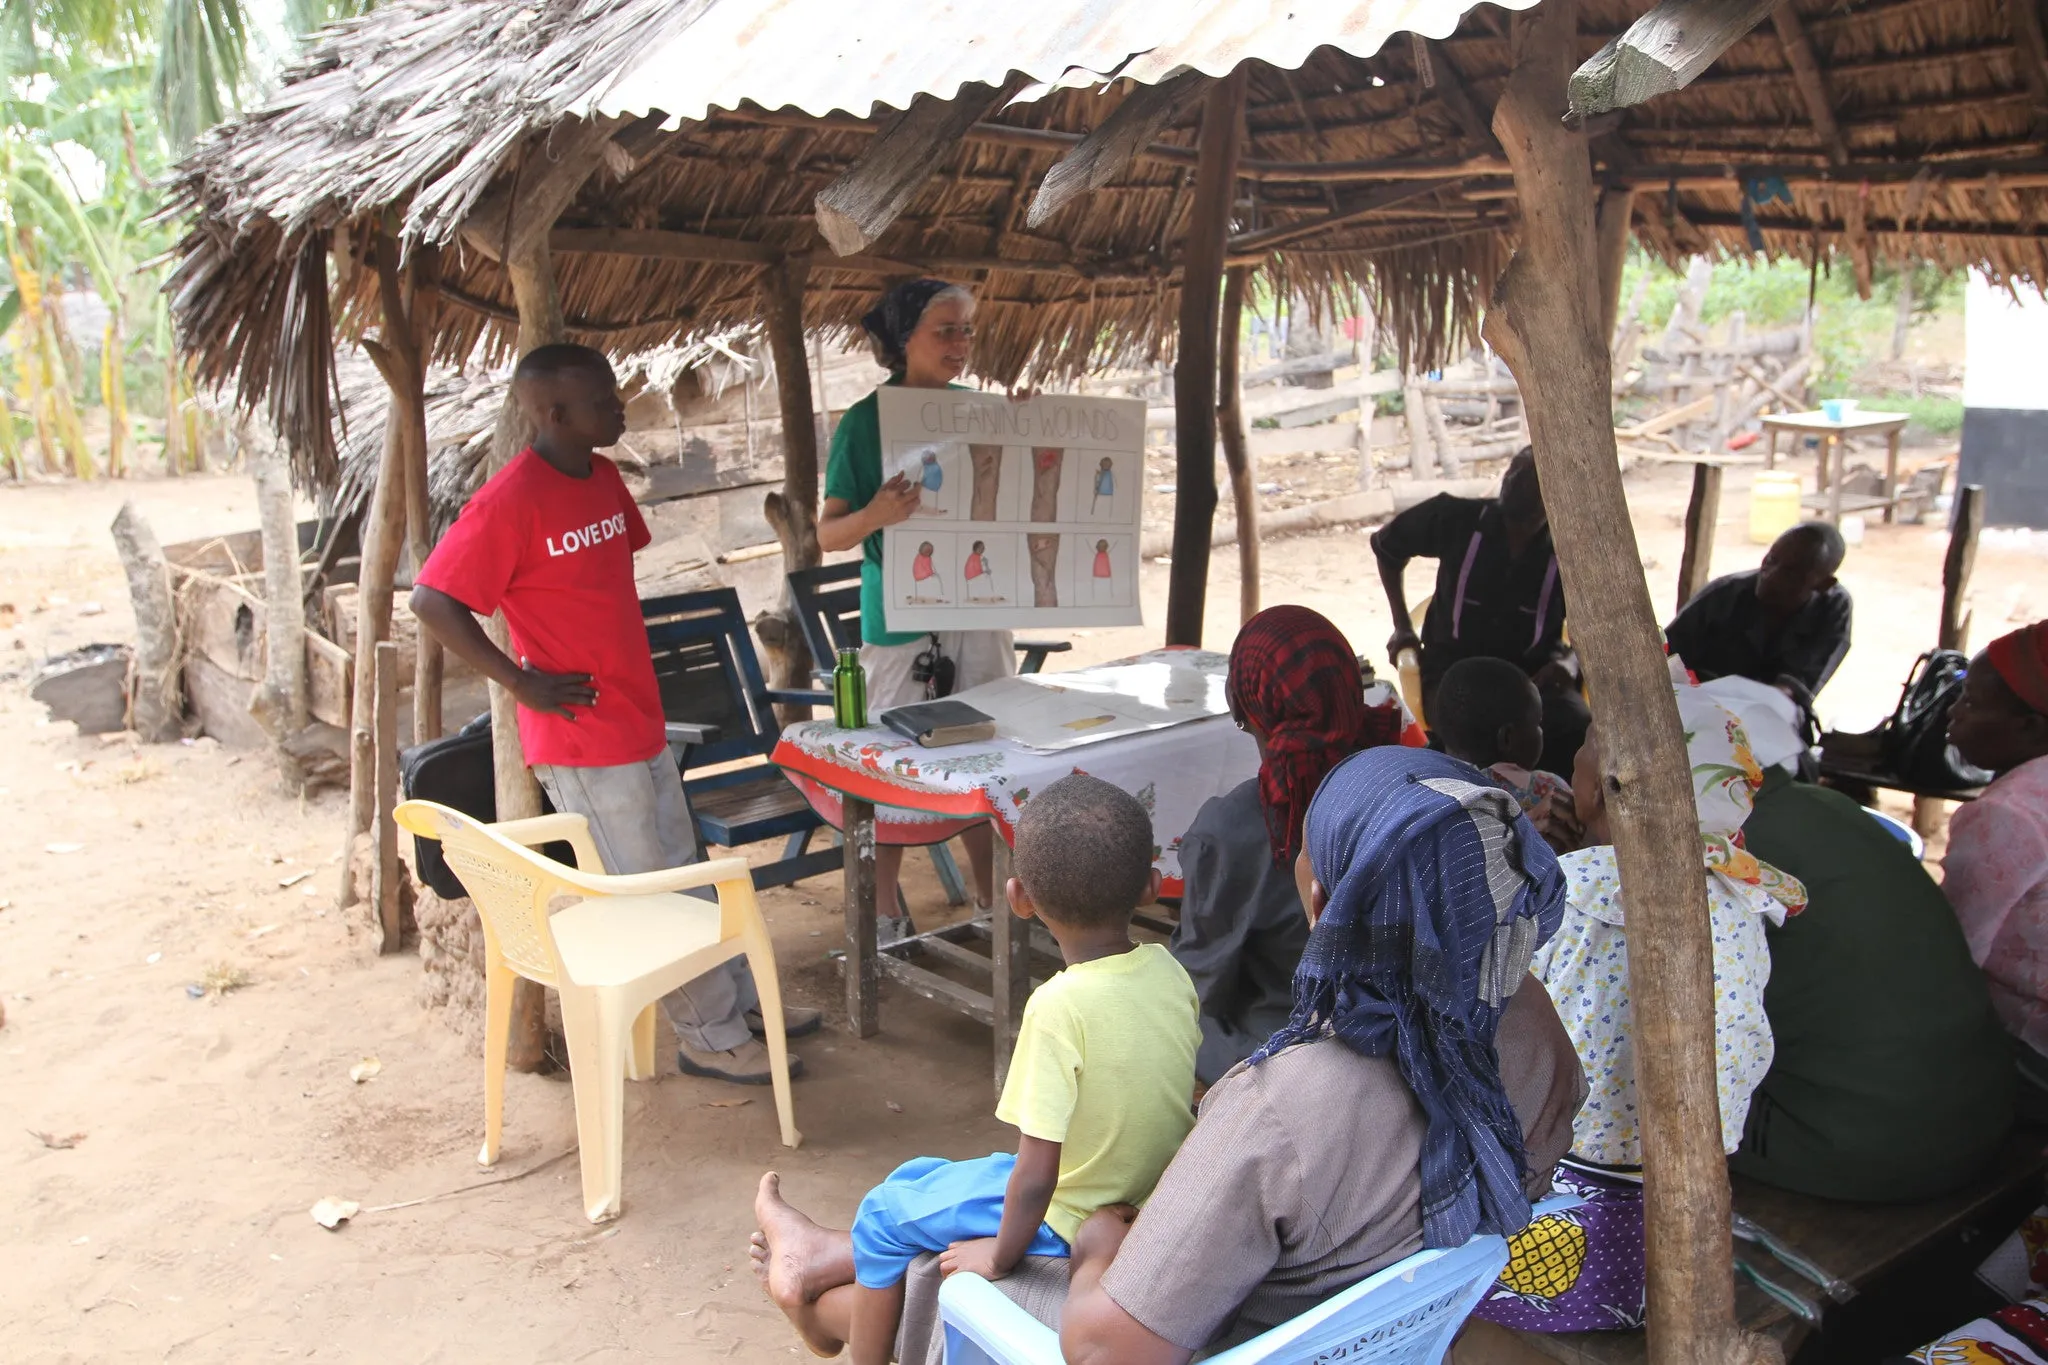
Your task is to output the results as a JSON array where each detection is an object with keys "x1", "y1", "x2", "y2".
[{"x1": 2, "y1": 459, "x2": 2042, "y2": 1364}]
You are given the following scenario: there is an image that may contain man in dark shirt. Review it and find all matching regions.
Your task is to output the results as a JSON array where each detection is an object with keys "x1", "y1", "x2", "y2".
[
  {"x1": 1371, "y1": 449, "x2": 1585, "y2": 773},
  {"x1": 1664, "y1": 521, "x2": 1851, "y2": 716}
]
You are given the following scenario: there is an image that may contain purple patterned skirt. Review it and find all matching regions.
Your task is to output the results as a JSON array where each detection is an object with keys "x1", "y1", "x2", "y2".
[{"x1": 1470, "y1": 1166, "x2": 1647, "y2": 1333}]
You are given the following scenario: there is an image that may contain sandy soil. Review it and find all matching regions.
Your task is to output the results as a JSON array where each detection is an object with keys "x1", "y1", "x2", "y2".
[{"x1": 2, "y1": 461, "x2": 2042, "y2": 1364}]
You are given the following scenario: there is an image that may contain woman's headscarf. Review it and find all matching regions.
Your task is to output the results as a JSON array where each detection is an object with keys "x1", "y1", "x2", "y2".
[
  {"x1": 1255, "y1": 746, "x2": 1568, "y2": 1248},
  {"x1": 1230, "y1": 605, "x2": 1404, "y2": 866},
  {"x1": 1986, "y1": 621, "x2": 2048, "y2": 715},
  {"x1": 861, "y1": 278, "x2": 959, "y2": 375},
  {"x1": 1675, "y1": 684, "x2": 1808, "y2": 918}
]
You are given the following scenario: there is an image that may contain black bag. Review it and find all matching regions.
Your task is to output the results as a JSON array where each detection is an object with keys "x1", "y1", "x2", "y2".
[
  {"x1": 398, "y1": 713, "x2": 572, "y2": 899},
  {"x1": 1880, "y1": 649, "x2": 1995, "y2": 791}
]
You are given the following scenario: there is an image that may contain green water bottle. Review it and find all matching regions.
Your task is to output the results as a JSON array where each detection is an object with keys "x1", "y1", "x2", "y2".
[{"x1": 832, "y1": 648, "x2": 867, "y2": 729}]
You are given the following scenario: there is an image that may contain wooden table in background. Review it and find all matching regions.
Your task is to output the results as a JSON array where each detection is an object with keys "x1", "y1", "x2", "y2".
[{"x1": 1760, "y1": 410, "x2": 1910, "y2": 526}]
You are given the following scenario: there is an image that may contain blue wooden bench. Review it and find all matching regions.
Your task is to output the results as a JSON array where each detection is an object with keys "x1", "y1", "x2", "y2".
[
  {"x1": 643, "y1": 588, "x2": 965, "y2": 907},
  {"x1": 785, "y1": 561, "x2": 1071, "y2": 681}
]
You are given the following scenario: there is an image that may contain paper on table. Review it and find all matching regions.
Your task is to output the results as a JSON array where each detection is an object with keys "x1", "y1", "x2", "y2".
[{"x1": 955, "y1": 659, "x2": 1230, "y2": 752}]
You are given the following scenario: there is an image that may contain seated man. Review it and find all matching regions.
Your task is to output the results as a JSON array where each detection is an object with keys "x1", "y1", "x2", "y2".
[
  {"x1": 1371, "y1": 448, "x2": 1585, "y2": 776},
  {"x1": 917, "y1": 747, "x2": 1586, "y2": 1365},
  {"x1": 1706, "y1": 680, "x2": 2013, "y2": 1202},
  {"x1": 1664, "y1": 521, "x2": 1851, "y2": 720}
]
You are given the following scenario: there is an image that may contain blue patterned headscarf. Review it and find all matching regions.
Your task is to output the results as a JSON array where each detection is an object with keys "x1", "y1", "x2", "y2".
[{"x1": 1254, "y1": 746, "x2": 1567, "y2": 1247}]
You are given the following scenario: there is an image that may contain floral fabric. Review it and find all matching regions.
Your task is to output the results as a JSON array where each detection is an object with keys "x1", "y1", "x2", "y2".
[{"x1": 1945, "y1": 753, "x2": 2048, "y2": 1055}]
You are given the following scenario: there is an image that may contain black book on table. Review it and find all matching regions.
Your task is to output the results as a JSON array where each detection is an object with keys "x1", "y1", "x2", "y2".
[{"x1": 879, "y1": 699, "x2": 997, "y2": 748}]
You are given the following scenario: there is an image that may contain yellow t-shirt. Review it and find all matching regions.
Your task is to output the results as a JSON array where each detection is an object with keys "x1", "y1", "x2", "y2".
[{"x1": 993, "y1": 942, "x2": 1201, "y2": 1243}]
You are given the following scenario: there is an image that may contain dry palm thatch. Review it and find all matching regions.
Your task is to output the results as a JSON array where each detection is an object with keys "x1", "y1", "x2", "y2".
[{"x1": 165, "y1": 0, "x2": 2048, "y2": 495}]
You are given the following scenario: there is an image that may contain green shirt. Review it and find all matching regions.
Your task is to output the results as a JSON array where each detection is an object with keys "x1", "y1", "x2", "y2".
[
  {"x1": 823, "y1": 383, "x2": 968, "y2": 648},
  {"x1": 1731, "y1": 768, "x2": 2013, "y2": 1201}
]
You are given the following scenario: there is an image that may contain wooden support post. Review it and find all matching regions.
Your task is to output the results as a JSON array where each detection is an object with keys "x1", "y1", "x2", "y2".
[
  {"x1": 110, "y1": 501, "x2": 181, "y2": 742},
  {"x1": 1920, "y1": 483, "x2": 1986, "y2": 837},
  {"x1": 843, "y1": 797, "x2": 879, "y2": 1038},
  {"x1": 1483, "y1": 5, "x2": 1777, "y2": 1363},
  {"x1": 759, "y1": 258, "x2": 822, "y2": 722},
  {"x1": 1030, "y1": 71, "x2": 1212, "y2": 227},
  {"x1": 1165, "y1": 69, "x2": 1248, "y2": 647},
  {"x1": 1676, "y1": 462, "x2": 1724, "y2": 612},
  {"x1": 989, "y1": 826, "x2": 1028, "y2": 1092},
  {"x1": 372, "y1": 640, "x2": 402, "y2": 953},
  {"x1": 1569, "y1": 0, "x2": 1781, "y2": 115},
  {"x1": 1596, "y1": 186, "x2": 1638, "y2": 348},
  {"x1": 815, "y1": 83, "x2": 1010, "y2": 255},
  {"x1": 402, "y1": 248, "x2": 444, "y2": 744},
  {"x1": 460, "y1": 122, "x2": 616, "y2": 1072},
  {"x1": 1217, "y1": 264, "x2": 1260, "y2": 625},
  {"x1": 249, "y1": 445, "x2": 309, "y2": 770}
]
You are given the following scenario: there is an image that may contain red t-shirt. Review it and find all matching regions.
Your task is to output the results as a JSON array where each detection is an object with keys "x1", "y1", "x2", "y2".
[{"x1": 416, "y1": 450, "x2": 663, "y2": 768}]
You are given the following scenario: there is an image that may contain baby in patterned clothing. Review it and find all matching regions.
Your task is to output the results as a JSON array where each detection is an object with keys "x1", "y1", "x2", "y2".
[{"x1": 1431, "y1": 656, "x2": 1581, "y2": 853}]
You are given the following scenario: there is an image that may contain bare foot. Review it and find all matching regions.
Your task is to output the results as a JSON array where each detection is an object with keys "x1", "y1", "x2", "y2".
[{"x1": 754, "y1": 1172, "x2": 847, "y2": 1358}]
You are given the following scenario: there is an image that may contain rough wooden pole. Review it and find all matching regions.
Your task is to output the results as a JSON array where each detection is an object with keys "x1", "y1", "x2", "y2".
[
  {"x1": 110, "y1": 501, "x2": 181, "y2": 742},
  {"x1": 249, "y1": 444, "x2": 309, "y2": 772},
  {"x1": 402, "y1": 247, "x2": 444, "y2": 745},
  {"x1": 1165, "y1": 69, "x2": 1248, "y2": 648},
  {"x1": 1218, "y1": 264, "x2": 1260, "y2": 624},
  {"x1": 372, "y1": 640, "x2": 403, "y2": 952},
  {"x1": 338, "y1": 407, "x2": 409, "y2": 914},
  {"x1": 1676, "y1": 462, "x2": 1724, "y2": 613},
  {"x1": 1482, "y1": 6, "x2": 1777, "y2": 1363},
  {"x1": 758, "y1": 258, "x2": 822, "y2": 722},
  {"x1": 1596, "y1": 185, "x2": 1638, "y2": 347}
]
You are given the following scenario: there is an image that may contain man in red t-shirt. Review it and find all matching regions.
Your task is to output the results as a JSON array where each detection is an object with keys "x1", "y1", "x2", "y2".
[{"x1": 410, "y1": 344, "x2": 818, "y2": 1086}]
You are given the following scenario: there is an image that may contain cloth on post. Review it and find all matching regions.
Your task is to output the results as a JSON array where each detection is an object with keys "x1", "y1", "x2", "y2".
[
  {"x1": 532, "y1": 755, "x2": 757, "y2": 1054},
  {"x1": 1530, "y1": 685, "x2": 1805, "y2": 1168},
  {"x1": 1255, "y1": 746, "x2": 1567, "y2": 1248},
  {"x1": 1228, "y1": 604, "x2": 1403, "y2": 866},
  {"x1": 993, "y1": 942, "x2": 1199, "y2": 1243},
  {"x1": 850, "y1": 1152, "x2": 1069, "y2": 1290},
  {"x1": 1472, "y1": 1165, "x2": 1646, "y2": 1332}
]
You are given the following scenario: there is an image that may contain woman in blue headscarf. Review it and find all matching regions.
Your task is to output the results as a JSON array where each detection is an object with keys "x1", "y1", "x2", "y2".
[{"x1": 1046, "y1": 747, "x2": 1588, "y2": 1364}]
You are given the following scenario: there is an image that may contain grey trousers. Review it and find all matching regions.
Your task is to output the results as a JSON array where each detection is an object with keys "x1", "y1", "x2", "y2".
[{"x1": 533, "y1": 754, "x2": 758, "y2": 1053}]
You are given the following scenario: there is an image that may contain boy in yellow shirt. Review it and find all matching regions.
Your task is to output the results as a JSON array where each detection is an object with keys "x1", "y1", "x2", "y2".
[{"x1": 751, "y1": 774, "x2": 1200, "y2": 1363}]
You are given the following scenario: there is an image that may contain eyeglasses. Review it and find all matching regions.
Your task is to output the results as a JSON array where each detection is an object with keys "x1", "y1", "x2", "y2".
[{"x1": 926, "y1": 323, "x2": 975, "y2": 342}]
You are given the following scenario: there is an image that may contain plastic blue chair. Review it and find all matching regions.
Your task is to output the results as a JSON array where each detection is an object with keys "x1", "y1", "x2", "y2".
[
  {"x1": 937, "y1": 1198, "x2": 1581, "y2": 1365},
  {"x1": 1863, "y1": 805, "x2": 1926, "y2": 860}
]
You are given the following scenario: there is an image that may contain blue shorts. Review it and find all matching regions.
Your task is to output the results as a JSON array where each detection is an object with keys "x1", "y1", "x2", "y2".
[{"x1": 849, "y1": 1152, "x2": 1070, "y2": 1289}]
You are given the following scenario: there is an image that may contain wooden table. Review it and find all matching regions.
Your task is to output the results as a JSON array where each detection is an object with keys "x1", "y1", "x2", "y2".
[
  {"x1": 1515, "y1": 1130, "x2": 2048, "y2": 1363},
  {"x1": 769, "y1": 651, "x2": 1260, "y2": 1087},
  {"x1": 1760, "y1": 409, "x2": 1910, "y2": 526}
]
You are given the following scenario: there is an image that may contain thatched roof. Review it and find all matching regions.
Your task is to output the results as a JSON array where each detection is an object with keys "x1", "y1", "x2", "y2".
[{"x1": 166, "y1": 0, "x2": 2048, "y2": 487}]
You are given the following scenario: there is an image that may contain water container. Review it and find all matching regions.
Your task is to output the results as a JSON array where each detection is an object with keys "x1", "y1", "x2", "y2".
[
  {"x1": 1750, "y1": 471, "x2": 1804, "y2": 544},
  {"x1": 1396, "y1": 647, "x2": 1427, "y2": 729}
]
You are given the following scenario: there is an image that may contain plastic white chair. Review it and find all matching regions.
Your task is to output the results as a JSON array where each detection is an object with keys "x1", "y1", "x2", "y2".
[
  {"x1": 938, "y1": 1196, "x2": 1580, "y2": 1365},
  {"x1": 393, "y1": 799, "x2": 801, "y2": 1223}
]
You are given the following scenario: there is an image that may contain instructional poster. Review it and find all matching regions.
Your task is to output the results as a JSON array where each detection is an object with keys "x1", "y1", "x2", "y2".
[{"x1": 878, "y1": 388, "x2": 1146, "y2": 631}]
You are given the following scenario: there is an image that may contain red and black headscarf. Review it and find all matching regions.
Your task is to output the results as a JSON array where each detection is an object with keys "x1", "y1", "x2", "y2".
[
  {"x1": 1229, "y1": 605, "x2": 1403, "y2": 866},
  {"x1": 1986, "y1": 621, "x2": 2048, "y2": 716}
]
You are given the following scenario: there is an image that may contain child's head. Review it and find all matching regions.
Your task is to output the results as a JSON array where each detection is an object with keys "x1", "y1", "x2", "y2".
[
  {"x1": 918, "y1": 540, "x2": 934, "y2": 556},
  {"x1": 1012, "y1": 775, "x2": 1155, "y2": 931},
  {"x1": 512, "y1": 343, "x2": 625, "y2": 451},
  {"x1": 971, "y1": 540, "x2": 985, "y2": 553},
  {"x1": 1099, "y1": 457, "x2": 1113, "y2": 470},
  {"x1": 1432, "y1": 657, "x2": 1543, "y2": 771},
  {"x1": 1095, "y1": 538, "x2": 1108, "y2": 552}
]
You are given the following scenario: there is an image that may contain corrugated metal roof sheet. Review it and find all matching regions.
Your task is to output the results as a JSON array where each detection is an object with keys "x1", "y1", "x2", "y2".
[{"x1": 579, "y1": 0, "x2": 1537, "y2": 121}]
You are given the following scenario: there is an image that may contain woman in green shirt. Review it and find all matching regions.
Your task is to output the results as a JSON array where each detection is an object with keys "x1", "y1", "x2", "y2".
[{"x1": 821, "y1": 279, "x2": 1016, "y2": 922}]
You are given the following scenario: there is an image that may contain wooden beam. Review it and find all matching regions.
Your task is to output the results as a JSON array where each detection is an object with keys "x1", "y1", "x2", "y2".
[
  {"x1": 2007, "y1": 0, "x2": 2048, "y2": 131},
  {"x1": 1773, "y1": 3, "x2": 1846, "y2": 167},
  {"x1": 814, "y1": 83, "x2": 1011, "y2": 255},
  {"x1": 1218, "y1": 264, "x2": 1260, "y2": 626},
  {"x1": 1029, "y1": 71, "x2": 1212, "y2": 227},
  {"x1": 1941, "y1": 483, "x2": 1986, "y2": 651},
  {"x1": 372, "y1": 641, "x2": 402, "y2": 953},
  {"x1": 1676, "y1": 462, "x2": 1725, "y2": 612},
  {"x1": 1681, "y1": 211, "x2": 2048, "y2": 241},
  {"x1": 1596, "y1": 185, "x2": 1638, "y2": 345},
  {"x1": 438, "y1": 281, "x2": 700, "y2": 335},
  {"x1": 1481, "y1": 5, "x2": 1771, "y2": 1363},
  {"x1": 1569, "y1": 0, "x2": 1781, "y2": 116},
  {"x1": 1228, "y1": 177, "x2": 1476, "y2": 255},
  {"x1": 399, "y1": 246, "x2": 443, "y2": 746},
  {"x1": 1618, "y1": 157, "x2": 2048, "y2": 190},
  {"x1": 1425, "y1": 38, "x2": 1506, "y2": 156},
  {"x1": 550, "y1": 226, "x2": 779, "y2": 265},
  {"x1": 758, "y1": 257, "x2": 822, "y2": 725},
  {"x1": 1165, "y1": 70, "x2": 1247, "y2": 649}
]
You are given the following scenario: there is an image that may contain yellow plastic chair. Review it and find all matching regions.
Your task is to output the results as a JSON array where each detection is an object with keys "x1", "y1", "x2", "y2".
[{"x1": 393, "y1": 799, "x2": 802, "y2": 1222}]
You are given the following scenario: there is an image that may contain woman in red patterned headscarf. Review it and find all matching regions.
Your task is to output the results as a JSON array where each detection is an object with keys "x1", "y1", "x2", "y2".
[
  {"x1": 1173, "y1": 605, "x2": 1408, "y2": 1084},
  {"x1": 1946, "y1": 621, "x2": 2048, "y2": 1118}
]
